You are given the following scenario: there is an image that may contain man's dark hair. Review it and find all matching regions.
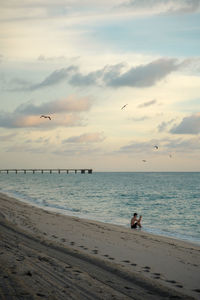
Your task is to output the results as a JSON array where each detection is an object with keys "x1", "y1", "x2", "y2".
[{"x1": 134, "y1": 213, "x2": 137, "y2": 216}]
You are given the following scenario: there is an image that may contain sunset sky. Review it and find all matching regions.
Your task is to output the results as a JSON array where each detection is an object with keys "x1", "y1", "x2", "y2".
[{"x1": 1, "y1": 0, "x2": 200, "y2": 171}]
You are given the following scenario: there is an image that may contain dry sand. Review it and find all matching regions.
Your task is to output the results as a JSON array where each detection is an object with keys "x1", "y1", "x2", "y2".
[{"x1": 0, "y1": 192, "x2": 199, "y2": 299}]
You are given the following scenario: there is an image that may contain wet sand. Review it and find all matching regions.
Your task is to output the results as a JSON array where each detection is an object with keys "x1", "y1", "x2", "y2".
[{"x1": 0, "y1": 192, "x2": 199, "y2": 299}]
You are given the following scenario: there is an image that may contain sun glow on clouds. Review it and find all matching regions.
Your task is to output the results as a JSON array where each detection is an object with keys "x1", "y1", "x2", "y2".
[
  {"x1": 0, "y1": 0, "x2": 200, "y2": 170},
  {"x1": 0, "y1": 96, "x2": 91, "y2": 128},
  {"x1": 63, "y1": 132, "x2": 105, "y2": 143}
]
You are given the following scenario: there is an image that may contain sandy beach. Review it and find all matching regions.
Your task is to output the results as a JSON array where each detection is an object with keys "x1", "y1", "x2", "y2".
[{"x1": 0, "y1": 192, "x2": 199, "y2": 299}]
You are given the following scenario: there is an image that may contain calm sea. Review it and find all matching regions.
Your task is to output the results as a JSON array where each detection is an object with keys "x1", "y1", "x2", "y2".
[{"x1": 0, "y1": 172, "x2": 199, "y2": 245}]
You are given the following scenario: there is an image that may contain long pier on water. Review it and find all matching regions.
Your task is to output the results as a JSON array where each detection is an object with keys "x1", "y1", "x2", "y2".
[{"x1": 0, "y1": 169, "x2": 93, "y2": 174}]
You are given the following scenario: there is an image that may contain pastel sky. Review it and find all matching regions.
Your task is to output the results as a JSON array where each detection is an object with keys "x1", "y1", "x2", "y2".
[{"x1": 1, "y1": 0, "x2": 200, "y2": 171}]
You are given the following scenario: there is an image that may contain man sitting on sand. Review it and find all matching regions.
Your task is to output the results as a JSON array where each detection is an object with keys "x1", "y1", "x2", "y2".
[{"x1": 131, "y1": 213, "x2": 142, "y2": 229}]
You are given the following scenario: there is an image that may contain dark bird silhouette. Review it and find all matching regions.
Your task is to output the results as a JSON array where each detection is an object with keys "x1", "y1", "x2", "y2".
[
  {"x1": 142, "y1": 159, "x2": 147, "y2": 162},
  {"x1": 40, "y1": 115, "x2": 51, "y2": 120},
  {"x1": 121, "y1": 104, "x2": 128, "y2": 110},
  {"x1": 154, "y1": 145, "x2": 158, "y2": 150}
]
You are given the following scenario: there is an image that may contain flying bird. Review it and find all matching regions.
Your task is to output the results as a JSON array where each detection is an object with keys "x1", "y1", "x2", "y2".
[
  {"x1": 142, "y1": 160, "x2": 147, "y2": 162},
  {"x1": 40, "y1": 115, "x2": 51, "y2": 120},
  {"x1": 121, "y1": 104, "x2": 128, "y2": 110},
  {"x1": 154, "y1": 145, "x2": 158, "y2": 150}
]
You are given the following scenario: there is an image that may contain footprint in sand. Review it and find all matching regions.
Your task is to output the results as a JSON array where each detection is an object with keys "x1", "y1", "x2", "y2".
[
  {"x1": 25, "y1": 271, "x2": 32, "y2": 277},
  {"x1": 106, "y1": 280, "x2": 114, "y2": 284},
  {"x1": 193, "y1": 289, "x2": 200, "y2": 293},
  {"x1": 70, "y1": 242, "x2": 75, "y2": 245},
  {"x1": 65, "y1": 265, "x2": 72, "y2": 269},
  {"x1": 143, "y1": 266, "x2": 151, "y2": 272},
  {"x1": 61, "y1": 238, "x2": 66, "y2": 242},
  {"x1": 176, "y1": 284, "x2": 183, "y2": 288},
  {"x1": 122, "y1": 260, "x2": 130, "y2": 263},
  {"x1": 152, "y1": 273, "x2": 161, "y2": 279},
  {"x1": 73, "y1": 269, "x2": 83, "y2": 274},
  {"x1": 108, "y1": 257, "x2": 115, "y2": 260},
  {"x1": 131, "y1": 263, "x2": 137, "y2": 266},
  {"x1": 36, "y1": 293, "x2": 46, "y2": 297},
  {"x1": 103, "y1": 254, "x2": 109, "y2": 257},
  {"x1": 124, "y1": 286, "x2": 132, "y2": 290},
  {"x1": 92, "y1": 249, "x2": 98, "y2": 254},
  {"x1": 16, "y1": 256, "x2": 24, "y2": 261},
  {"x1": 166, "y1": 280, "x2": 176, "y2": 284},
  {"x1": 38, "y1": 256, "x2": 49, "y2": 262}
]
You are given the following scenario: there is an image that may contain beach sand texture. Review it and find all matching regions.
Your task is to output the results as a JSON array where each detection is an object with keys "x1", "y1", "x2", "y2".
[{"x1": 0, "y1": 192, "x2": 199, "y2": 299}]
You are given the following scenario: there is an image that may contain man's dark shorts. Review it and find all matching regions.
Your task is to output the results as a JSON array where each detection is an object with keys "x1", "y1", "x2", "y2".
[{"x1": 131, "y1": 222, "x2": 137, "y2": 229}]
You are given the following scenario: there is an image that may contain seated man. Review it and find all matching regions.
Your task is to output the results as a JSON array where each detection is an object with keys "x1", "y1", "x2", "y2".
[{"x1": 131, "y1": 213, "x2": 142, "y2": 229}]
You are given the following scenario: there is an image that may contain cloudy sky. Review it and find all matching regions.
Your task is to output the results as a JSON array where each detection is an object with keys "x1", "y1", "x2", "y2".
[{"x1": 1, "y1": 0, "x2": 200, "y2": 171}]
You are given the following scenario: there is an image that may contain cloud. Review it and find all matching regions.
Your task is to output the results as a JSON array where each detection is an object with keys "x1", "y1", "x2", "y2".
[
  {"x1": 10, "y1": 114, "x2": 82, "y2": 128},
  {"x1": 69, "y1": 59, "x2": 179, "y2": 88},
  {"x1": 130, "y1": 116, "x2": 150, "y2": 121},
  {"x1": 118, "y1": 140, "x2": 159, "y2": 153},
  {"x1": 0, "y1": 96, "x2": 91, "y2": 128},
  {"x1": 29, "y1": 66, "x2": 77, "y2": 90},
  {"x1": 0, "y1": 133, "x2": 17, "y2": 141},
  {"x1": 7, "y1": 58, "x2": 193, "y2": 92},
  {"x1": 37, "y1": 55, "x2": 66, "y2": 61},
  {"x1": 69, "y1": 63, "x2": 125, "y2": 87},
  {"x1": 118, "y1": 136, "x2": 200, "y2": 154},
  {"x1": 164, "y1": 137, "x2": 200, "y2": 152},
  {"x1": 24, "y1": 136, "x2": 50, "y2": 144},
  {"x1": 106, "y1": 59, "x2": 179, "y2": 87},
  {"x1": 121, "y1": 0, "x2": 200, "y2": 15},
  {"x1": 10, "y1": 78, "x2": 31, "y2": 88},
  {"x1": 170, "y1": 113, "x2": 200, "y2": 134},
  {"x1": 16, "y1": 96, "x2": 91, "y2": 114},
  {"x1": 158, "y1": 119, "x2": 175, "y2": 132},
  {"x1": 9, "y1": 66, "x2": 77, "y2": 91},
  {"x1": 5, "y1": 143, "x2": 49, "y2": 154},
  {"x1": 52, "y1": 145, "x2": 102, "y2": 156},
  {"x1": 69, "y1": 70, "x2": 104, "y2": 86},
  {"x1": 63, "y1": 132, "x2": 105, "y2": 143},
  {"x1": 138, "y1": 99, "x2": 157, "y2": 108}
]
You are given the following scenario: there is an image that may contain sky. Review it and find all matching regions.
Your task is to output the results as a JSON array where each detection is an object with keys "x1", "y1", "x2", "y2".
[{"x1": 0, "y1": 0, "x2": 200, "y2": 171}]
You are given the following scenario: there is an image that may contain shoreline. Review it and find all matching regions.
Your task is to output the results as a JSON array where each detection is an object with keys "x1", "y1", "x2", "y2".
[
  {"x1": 1, "y1": 189, "x2": 200, "y2": 246},
  {"x1": 0, "y1": 192, "x2": 200, "y2": 299}
]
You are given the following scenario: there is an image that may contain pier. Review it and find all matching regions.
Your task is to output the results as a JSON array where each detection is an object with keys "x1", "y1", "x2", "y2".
[{"x1": 0, "y1": 169, "x2": 93, "y2": 174}]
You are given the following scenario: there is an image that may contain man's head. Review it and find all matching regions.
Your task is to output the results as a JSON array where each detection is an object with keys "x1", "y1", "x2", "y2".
[{"x1": 134, "y1": 213, "x2": 137, "y2": 217}]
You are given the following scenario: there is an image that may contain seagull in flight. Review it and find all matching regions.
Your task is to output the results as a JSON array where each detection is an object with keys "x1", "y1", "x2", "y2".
[
  {"x1": 121, "y1": 104, "x2": 128, "y2": 110},
  {"x1": 40, "y1": 115, "x2": 51, "y2": 120},
  {"x1": 154, "y1": 145, "x2": 159, "y2": 150}
]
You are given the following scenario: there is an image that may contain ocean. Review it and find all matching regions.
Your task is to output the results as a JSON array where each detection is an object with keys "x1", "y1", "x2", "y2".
[{"x1": 0, "y1": 172, "x2": 199, "y2": 245}]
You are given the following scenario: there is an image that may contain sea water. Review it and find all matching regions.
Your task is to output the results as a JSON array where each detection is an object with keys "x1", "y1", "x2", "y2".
[{"x1": 0, "y1": 172, "x2": 199, "y2": 245}]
